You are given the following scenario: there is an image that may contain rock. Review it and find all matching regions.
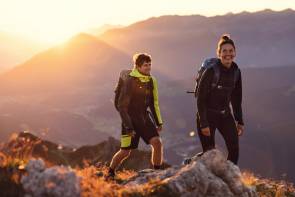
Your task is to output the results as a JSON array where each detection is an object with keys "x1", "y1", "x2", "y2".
[
  {"x1": 123, "y1": 149, "x2": 257, "y2": 197},
  {"x1": 21, "y1": 159, "x2": 81, "y2": 197}
]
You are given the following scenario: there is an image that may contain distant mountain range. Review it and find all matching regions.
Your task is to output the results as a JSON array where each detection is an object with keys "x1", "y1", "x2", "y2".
[
  {"x1": 0, "y1": 9, "x2": 294, "y2": 183},
  {"x1": 100, "y1": 9, "x2": 295, "y2": 78}
]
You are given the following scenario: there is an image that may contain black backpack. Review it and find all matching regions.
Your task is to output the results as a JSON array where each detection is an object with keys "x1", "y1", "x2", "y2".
[
  {"x1": 194, "y1": 58, "x2": 239, "y2": 98},
  {"x1": 114, "y1": 70, "x2": 132, "y2": 111}
]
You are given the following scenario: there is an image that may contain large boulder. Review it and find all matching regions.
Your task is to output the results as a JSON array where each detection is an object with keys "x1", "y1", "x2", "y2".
[
  {"x1": 122, "y1": 149, "x2": 257, "y2": 197},
  {"x1": 21, "y1": 159, "x2": 81, "y2": 197}
]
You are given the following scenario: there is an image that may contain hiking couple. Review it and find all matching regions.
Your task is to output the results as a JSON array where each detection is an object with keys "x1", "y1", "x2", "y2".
[{"x1": 106, "y1": 34, "x2": 244, "y2": 180}]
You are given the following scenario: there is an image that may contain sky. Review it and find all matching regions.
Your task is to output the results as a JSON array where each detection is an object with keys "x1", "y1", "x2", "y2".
[{"x1": 0, "y1": 0, "x2": 294, "y2": 44}]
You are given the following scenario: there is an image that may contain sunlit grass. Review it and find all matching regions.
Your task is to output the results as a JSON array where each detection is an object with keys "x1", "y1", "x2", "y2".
[{"x1": 241, "y1": 171, "x2": 295, "y2": 197}]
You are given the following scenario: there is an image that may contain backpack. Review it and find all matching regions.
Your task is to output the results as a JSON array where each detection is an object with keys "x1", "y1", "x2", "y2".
[
  {"x1": 114, "y1": 70, "x2": 131, "y2": 111},
  {"x1": 114, "y1": 69, "x2": 154, "y2": 110},
  {"x1": 194, "y1": 58, "x2": 239, "y2": 98}
]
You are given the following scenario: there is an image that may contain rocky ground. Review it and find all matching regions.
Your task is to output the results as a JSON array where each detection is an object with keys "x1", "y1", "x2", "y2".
[{"x1": 1, "y1": 132, "x2": 295, "y2": 197}]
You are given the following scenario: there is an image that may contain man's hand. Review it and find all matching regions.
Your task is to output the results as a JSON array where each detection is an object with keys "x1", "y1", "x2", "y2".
[
  {"x1": 127, "y1": 130, "x2": 136, "y2": 138},
  {"x1": 201, "y1": 127, "x2": 210, "y2": 136},
  {"x1": 236, "y1": 124, "x2": 244, "y2": 136},
  {"x1": 157, "y1": 125, "x2": 163, "y2": 133}
]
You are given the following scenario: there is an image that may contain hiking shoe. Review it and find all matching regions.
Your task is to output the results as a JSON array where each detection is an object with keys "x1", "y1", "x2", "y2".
[
  {"x1": 183, "y1": 158, "x2": 192, "y2": 165},
  {"x1": 104, "y1": 168, "x2": 115, "y2": 181},
  {"x1": 197, "y1": 152, "x2": 204, "y2": 157},
  {"x1": 95, "y1": 171, "x2": 104, "y2": 177},
  {"x1": 104, "y1": 172, "x2": 115, "y2": 181}
]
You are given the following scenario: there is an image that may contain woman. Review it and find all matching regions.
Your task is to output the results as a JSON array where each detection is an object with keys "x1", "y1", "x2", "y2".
[{"x1": 196, "y1": 34, "x2": 244, "y2": 165}]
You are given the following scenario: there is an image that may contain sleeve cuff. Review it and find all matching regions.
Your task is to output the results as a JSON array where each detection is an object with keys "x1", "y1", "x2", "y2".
[
  {"x1": 157, "y1": 123, "x2": 163, "y2": 127},
  {"x1": 200, "y1": 121, "x2": 209, "y2": 129},
  {"x1": 236, "y1": 120, "x2": 244, "y2": 125}
]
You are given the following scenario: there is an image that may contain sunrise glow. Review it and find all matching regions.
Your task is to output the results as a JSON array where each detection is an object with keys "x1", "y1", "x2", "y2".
[{"x1": 0, "y1": 0, "x2": 294, "y2": 44}]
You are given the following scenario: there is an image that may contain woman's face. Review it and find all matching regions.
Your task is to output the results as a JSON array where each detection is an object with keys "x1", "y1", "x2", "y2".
[
  {"x1": 218, "y1": 43, "x2": 236, "y2": 67},
  {"x1": 137, "y1": 61, "x2": 151, "y2": 75}
]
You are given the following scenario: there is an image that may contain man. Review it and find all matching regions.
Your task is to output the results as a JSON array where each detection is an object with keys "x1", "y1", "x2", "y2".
[{"x1": 106, "y1": 53, "x2": 164, "y2": 179}]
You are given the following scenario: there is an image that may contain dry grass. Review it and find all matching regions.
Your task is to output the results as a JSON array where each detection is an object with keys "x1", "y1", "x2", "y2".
[
  {"x1": 74, "y1": 164, "x2": 167, "y2": 197},
  {"x1": 76, "y1": 166, "x2": 122, "y2": 197},
  {"x1": 242, "y1": 171, "x2": 295, "y2": 197}
]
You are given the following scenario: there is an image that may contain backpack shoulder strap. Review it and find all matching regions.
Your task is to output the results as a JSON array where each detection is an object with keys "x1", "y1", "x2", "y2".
[
  {"x1": 120, "y1": 69, "x2": 132, "y2": 81},
  {"x1": 211, "y1": 64, "x2": 220, "y2": 89}
]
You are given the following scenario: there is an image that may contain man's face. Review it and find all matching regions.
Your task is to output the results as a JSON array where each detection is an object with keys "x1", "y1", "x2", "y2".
[
  {"x1": 218, "y1": 43, "x2": 236, "y2": 67},
  {"x1": 137, "y1": 61, "x2": 151, "y2": 75}
]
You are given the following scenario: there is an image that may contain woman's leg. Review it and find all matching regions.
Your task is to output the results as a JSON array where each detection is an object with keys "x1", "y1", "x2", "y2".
[
  {"x1": 197, "y1": 115, "x2": 217, "y2": 152},
  {"x1": 218, "y1": 115, "x2": 239, "y2": 164}
]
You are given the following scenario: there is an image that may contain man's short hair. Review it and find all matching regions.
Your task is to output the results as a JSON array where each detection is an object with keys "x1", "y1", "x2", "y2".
[{"x1": 133, "y1": 53, "x2": 151, "y2": 67}]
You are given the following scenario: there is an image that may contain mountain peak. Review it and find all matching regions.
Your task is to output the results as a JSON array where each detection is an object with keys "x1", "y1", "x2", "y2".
[
  {"x1": 283, "y1": 8, "x2": 295, "y2": 11},
  {"x1": 281, "y1": 8, "x2": 295, "y2": 13},
  {"x1": 67, "y1": 33, "x2": 99, "y2": 45}
]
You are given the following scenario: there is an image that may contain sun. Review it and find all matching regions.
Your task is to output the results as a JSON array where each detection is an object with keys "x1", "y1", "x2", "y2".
[
  {"x1": 0, "y1": 0, "x2": 99, "y2": 45},
  {"x1": 1, "y1": 0, "x2": 294, "y2": 45},
  {"x1": 20, "y1": 26, "x2": 82, "y2": 45},
  {"x1": 10, "y1": 13, "x2": 87, "y2": 45}
]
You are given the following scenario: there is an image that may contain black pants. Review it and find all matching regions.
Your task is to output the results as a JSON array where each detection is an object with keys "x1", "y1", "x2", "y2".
[{"x1": 197, "y1": 112, "x2": 239, "y2": 164}]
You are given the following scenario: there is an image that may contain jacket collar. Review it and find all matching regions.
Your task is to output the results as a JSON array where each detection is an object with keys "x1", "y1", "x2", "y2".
[{"x1": 129, "y1": 68, "x2": 151, "y2": 82}]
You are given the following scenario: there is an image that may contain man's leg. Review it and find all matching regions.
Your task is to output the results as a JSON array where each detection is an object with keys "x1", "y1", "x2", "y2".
[
  {"x1": 105, "y1": 130, "x2": 139, "y2": 179},
  {"x1": 109, "y1": 149, "x2": 132, "y2": 170},
  {"x1": 149, "y1": 136, "x2": 163, "y2": 169},
  {"x1": 105, "y1": 149, "x2": 132, "y2": 180}
]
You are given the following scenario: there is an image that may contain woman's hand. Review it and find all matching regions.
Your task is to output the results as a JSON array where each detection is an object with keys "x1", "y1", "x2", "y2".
[{"x1": 237, "y1": 124, "x2": 244, "y2": 136}]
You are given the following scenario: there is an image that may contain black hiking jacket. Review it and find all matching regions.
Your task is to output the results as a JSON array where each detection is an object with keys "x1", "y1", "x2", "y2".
[
  {"x1": 197, "y1": 61, "x2": 244, "y2": 128},
  {"x1": 114, "y1": 69, "x2": 163, "y2": 131}
]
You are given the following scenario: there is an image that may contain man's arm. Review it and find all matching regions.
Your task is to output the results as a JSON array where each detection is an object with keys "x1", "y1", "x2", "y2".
[{"x1": 149, "y1": 77, "x2": 163, "y2": 127}]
